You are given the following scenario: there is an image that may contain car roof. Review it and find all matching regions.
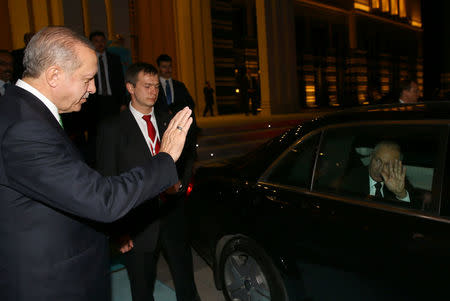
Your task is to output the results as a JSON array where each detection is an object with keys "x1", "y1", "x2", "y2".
[
  {"x1": 227, "y1": 101, "x2": 450, "y2": 179},
  {"x1": 307, "y1": 101, "x2": 450, "y2": 130}
]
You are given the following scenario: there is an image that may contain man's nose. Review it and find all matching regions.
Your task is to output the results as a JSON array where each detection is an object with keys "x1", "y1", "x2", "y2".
[{"x1": 89, "y1": 79, "x2": 96, "y2": 94}]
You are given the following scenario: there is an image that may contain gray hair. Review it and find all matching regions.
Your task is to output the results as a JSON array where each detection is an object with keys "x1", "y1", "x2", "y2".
[
  {"x1": 23, "y1": 26, "x2": 94, "y2": 78},
  {"x1": 372, "y1": 140, "x2": 403, "y2": 160}
]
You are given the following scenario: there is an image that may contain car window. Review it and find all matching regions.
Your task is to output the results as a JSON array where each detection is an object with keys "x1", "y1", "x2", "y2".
[
  {"x1": 262, "y1": 134, "x2": 320, "y2": 189},
  {"x1": 313, "y1": 125, "x2": 444, "y2": 212}
]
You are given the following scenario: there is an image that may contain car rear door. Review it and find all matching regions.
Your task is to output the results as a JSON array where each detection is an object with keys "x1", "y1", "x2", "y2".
[
  {"x1": 309, "y1": 122, "x2": 449, "y2": 300},
  {"x1": 258, "y1": 121, "x2": 450, "y2": 301}
]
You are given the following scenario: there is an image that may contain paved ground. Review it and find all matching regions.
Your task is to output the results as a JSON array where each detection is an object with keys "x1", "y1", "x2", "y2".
[
  {"x1": 157, "y1": 249, "x2": 225, "y2": 301},
  {"x1": 156, "y1": 109, "x2": 334, "y2": 300}
]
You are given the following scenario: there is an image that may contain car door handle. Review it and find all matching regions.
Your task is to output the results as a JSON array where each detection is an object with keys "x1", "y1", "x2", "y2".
[
  {"x1": 265, "y1": 195, "x2": 288, "y2": 205},
  {"x1": 412, "y1": 232, "x2": 425, "y2": 240},
  {"x1": 266, "y1": 195, "x2": 277, "y2": 202}
]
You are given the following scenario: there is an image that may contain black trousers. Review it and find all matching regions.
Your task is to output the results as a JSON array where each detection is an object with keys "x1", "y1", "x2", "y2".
[
  {"x1": 203, "y1": 102, "x2": 214, "y2": 116},
  {"x1": 123, "y1": 205, "x2": 200, "y2": 301}
]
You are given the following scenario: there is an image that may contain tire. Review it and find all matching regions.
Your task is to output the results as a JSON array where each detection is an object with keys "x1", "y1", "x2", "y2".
[{"x1": 219, "y1": 237, "x2": 289, "y2": 301}]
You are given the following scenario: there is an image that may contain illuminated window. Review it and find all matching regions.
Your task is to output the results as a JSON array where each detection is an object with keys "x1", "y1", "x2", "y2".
[
  {"x1": 381, "y1": 0, "x2": 390, "y2": 12},
  {"x1": 390, "y1": 0, "x2": 398, "y2": 15},
  {"x1": 371, "y1": 0, "x2": 380, "y2": 9},
  {"x1": 399, "y1": 0, "x2": 406, "y2": 17},
  {"x1": 411, "y1": 20, "x2": 422, "y2": 28},
  {"x1": 354, "y1": 0, "x2": 370, "y2": 12}
]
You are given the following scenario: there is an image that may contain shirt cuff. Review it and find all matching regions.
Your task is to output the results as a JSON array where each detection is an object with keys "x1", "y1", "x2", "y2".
[{"x1": 396, "y1": 190, "x2": 410, "y2": 203}]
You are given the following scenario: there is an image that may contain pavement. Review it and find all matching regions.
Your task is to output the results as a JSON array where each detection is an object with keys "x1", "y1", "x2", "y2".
[{"x1": 156, "y1": 108, "x2": 337, "y2": 301}]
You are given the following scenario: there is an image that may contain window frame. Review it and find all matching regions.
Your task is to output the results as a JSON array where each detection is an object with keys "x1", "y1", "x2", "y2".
[
  {"x1": 260, "y1": 119, "x2": 449, "y2": 222},
  {"x1": 259, "y1": 129, "x2": 323, "y2": 193},
  {"x1": 309, "y1": 119, "x2": 449, "y2": 217}
]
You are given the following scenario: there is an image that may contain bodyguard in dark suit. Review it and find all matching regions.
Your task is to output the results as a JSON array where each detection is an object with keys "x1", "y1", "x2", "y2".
[
  {"x1": 71, "y1": 31, "x2": 127, "y2": 166},
  {"x1": 341, "y1": 141, "x2": 418, "y2": 206},
  {"x1": 96, "y1": 63, "x2": 200, "y2": 301},
  {"x1": 0, "y1": 50, "x2": 13, "y2": 96},
  {"x1": 0, "y1": 27, "x2": 193, "y2": 301},
  {"x1": 89, "y1": 31, "x2": 126, "y2": 117},
  {"x1": 11, "y1": 32, "x2": 34, "y2": 82},
  {"x1": 155, "y1": 54, "x2": 198, "y2": 134}
]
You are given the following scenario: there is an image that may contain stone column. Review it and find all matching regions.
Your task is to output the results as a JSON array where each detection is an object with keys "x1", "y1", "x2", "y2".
[
  {"x1": 132, "y1": 0, "x2": 177, "y2": 74},
  {"x1": 173, "y1": 0, "x2": 216, "y2": 117},
  {"x1": 81, "y1": 0, "x2": 90, "y2": 37},
  {"x1": 49, "y1": 0, "x2": 64, "y2": 26},
  {"x1": 0, "y1": 0, "x2": 13, "y2": 49},
  {"x1": 7, "y1": 0, "x2": 32, "y2": 49},
  {"x1": 131, "y1": 0, "x2": 215, "y2": 116},
  {"x1": 255, "y1": 0, "x2": 299, "y2": 115},
  {"x1": 5, "y1": 0, "x2": 64, "y2": 49}
]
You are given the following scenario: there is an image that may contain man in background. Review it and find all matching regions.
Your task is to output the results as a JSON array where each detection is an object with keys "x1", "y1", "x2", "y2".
[
  {"x1": 0, "y1": 50, "x2": 13, "y2": 96},
  {"x1": 155, "y1": 54, "x2": 199, "y2": 134},
  {"x1": 203, "y1": 81, "x2": 214, "y2": 117},
  {"x1": 75, "y1": 31, "x2": 126, "y2": 166},
  {"x1": 11, "y1": 32, "x2": 34, "y2": 82},
  {"x1": 398, "y1": 78, "x2": 420, "y2": 104},
  {"x1": 88, "y1": 31, "x2": 126, "y2": 118}
]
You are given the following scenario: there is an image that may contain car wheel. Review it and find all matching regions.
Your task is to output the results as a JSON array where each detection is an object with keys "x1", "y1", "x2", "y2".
[{"x1": 219, "y1": 237, "x2": 288, "y2": 301}]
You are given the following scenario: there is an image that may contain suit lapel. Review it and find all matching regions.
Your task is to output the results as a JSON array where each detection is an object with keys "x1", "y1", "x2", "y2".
[
  {"x1": 155, "y1": 108, "x2": 170, "y2": 138},
  {"x1": 122, "y1": 109, "x2": 153, "y2": 159},
  {"x1": 106, "y1": 52, "x2": 113, "y2": 84},
  {"x1": 172, "y1": 79, "x2": 180, "y2": 101},
  {"x1": 156, "y1": 83, "x2": 172, "y2": 113}
]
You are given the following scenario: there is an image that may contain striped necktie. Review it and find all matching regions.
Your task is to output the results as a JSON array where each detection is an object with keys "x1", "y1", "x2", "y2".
[
  {"x1": 142, "y1": 115, "x2": 160, "y2": 155},
  {"x1": 165, "y1": 80, "x2": 172, "y2": 105}
]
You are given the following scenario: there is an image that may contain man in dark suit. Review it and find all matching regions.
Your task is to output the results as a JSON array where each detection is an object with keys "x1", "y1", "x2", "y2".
[
  {"x1": 155, "y1": 54, "x2": 198, "y2": 134},
  {"x1": 72, "y1": 31, "x2": 127, "y2": 166},
  {"x1": 203, "y1": 81, "x2": 214, "y2": 116},
  {"x1": 0, "y1": 26, "x2": 192, "y2": 301},
  {"x1": 342, "y1": 141, "x2": 418, "y2": 206},
  {"x1": 11, "y1": 32, "x2": 34, "y2": 82},
  {"x1": 380, "y1": 78, "x2": 420, "y2": 105},
  {"x1": 96, "y1": 62, "x2": 200, "y2": 301},
  {"x1": 398, "y1": 78, "x2": 420, "y2": 104},
  {"x1": 0, "y1": 50, "x2": 13, "y2": 96},
  {"x1": 89, "y1": 31, "x2": 126, "y2": 117}
]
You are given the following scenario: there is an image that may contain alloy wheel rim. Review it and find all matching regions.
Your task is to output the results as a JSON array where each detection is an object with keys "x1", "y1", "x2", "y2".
[{"x1": 223, "y1": 251, "x2": 271, "y2": 301}]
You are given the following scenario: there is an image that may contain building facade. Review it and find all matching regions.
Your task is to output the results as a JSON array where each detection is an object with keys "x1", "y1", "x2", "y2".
[{"x1": 1, "y1": 0, "x2": 437, "y2": 116}]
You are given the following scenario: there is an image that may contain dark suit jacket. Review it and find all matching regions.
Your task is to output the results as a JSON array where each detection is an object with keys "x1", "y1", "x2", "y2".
[
  {"x1": 11, "y1": 47, "x2": 25, "y2": 82},
  {"x1": 96, "y1": 106, "x2": 196, "y2": 252},
  {"x1": 0, "y1": 86, "x2": 178, "y2": 301},
  {"x1": 157, "y1": 79, "x2": 195, "y2": 112},
  {"x1": 341, "y1": 166, "x2": 419, "y2": 207},
  {"x1": 93, "y1": 51, "x2": 126, "y2": 104},
  {"x1": 80, "y1": 51, "x2": 126, "y2": 137},
  {"x1": 156, "y1": 79, "x2": 198, "y2": 129}
]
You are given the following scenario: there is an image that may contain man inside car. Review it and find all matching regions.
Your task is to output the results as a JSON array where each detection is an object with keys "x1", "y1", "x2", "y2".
[{"x1": 343, "y1": 141, "x2": 417, "y2": 205}]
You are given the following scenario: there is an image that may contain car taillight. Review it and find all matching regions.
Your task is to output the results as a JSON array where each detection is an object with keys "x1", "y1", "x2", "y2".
[{"x1": 186, "y1": 182, "x2": 193, "y2": 197}]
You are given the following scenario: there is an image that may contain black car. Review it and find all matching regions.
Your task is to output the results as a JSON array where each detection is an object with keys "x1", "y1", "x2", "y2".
[{"x1": 186, "y1": 102, "x2": 450, "y2": 301}]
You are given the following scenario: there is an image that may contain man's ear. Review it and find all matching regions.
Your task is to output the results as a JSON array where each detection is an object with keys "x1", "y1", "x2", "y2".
[
  {"x1": 45, "y1": 66, "x2": 63, "y2": 88},
  {"x1": 126, "y1": 82, "x2": 134, "y2": 95}
]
